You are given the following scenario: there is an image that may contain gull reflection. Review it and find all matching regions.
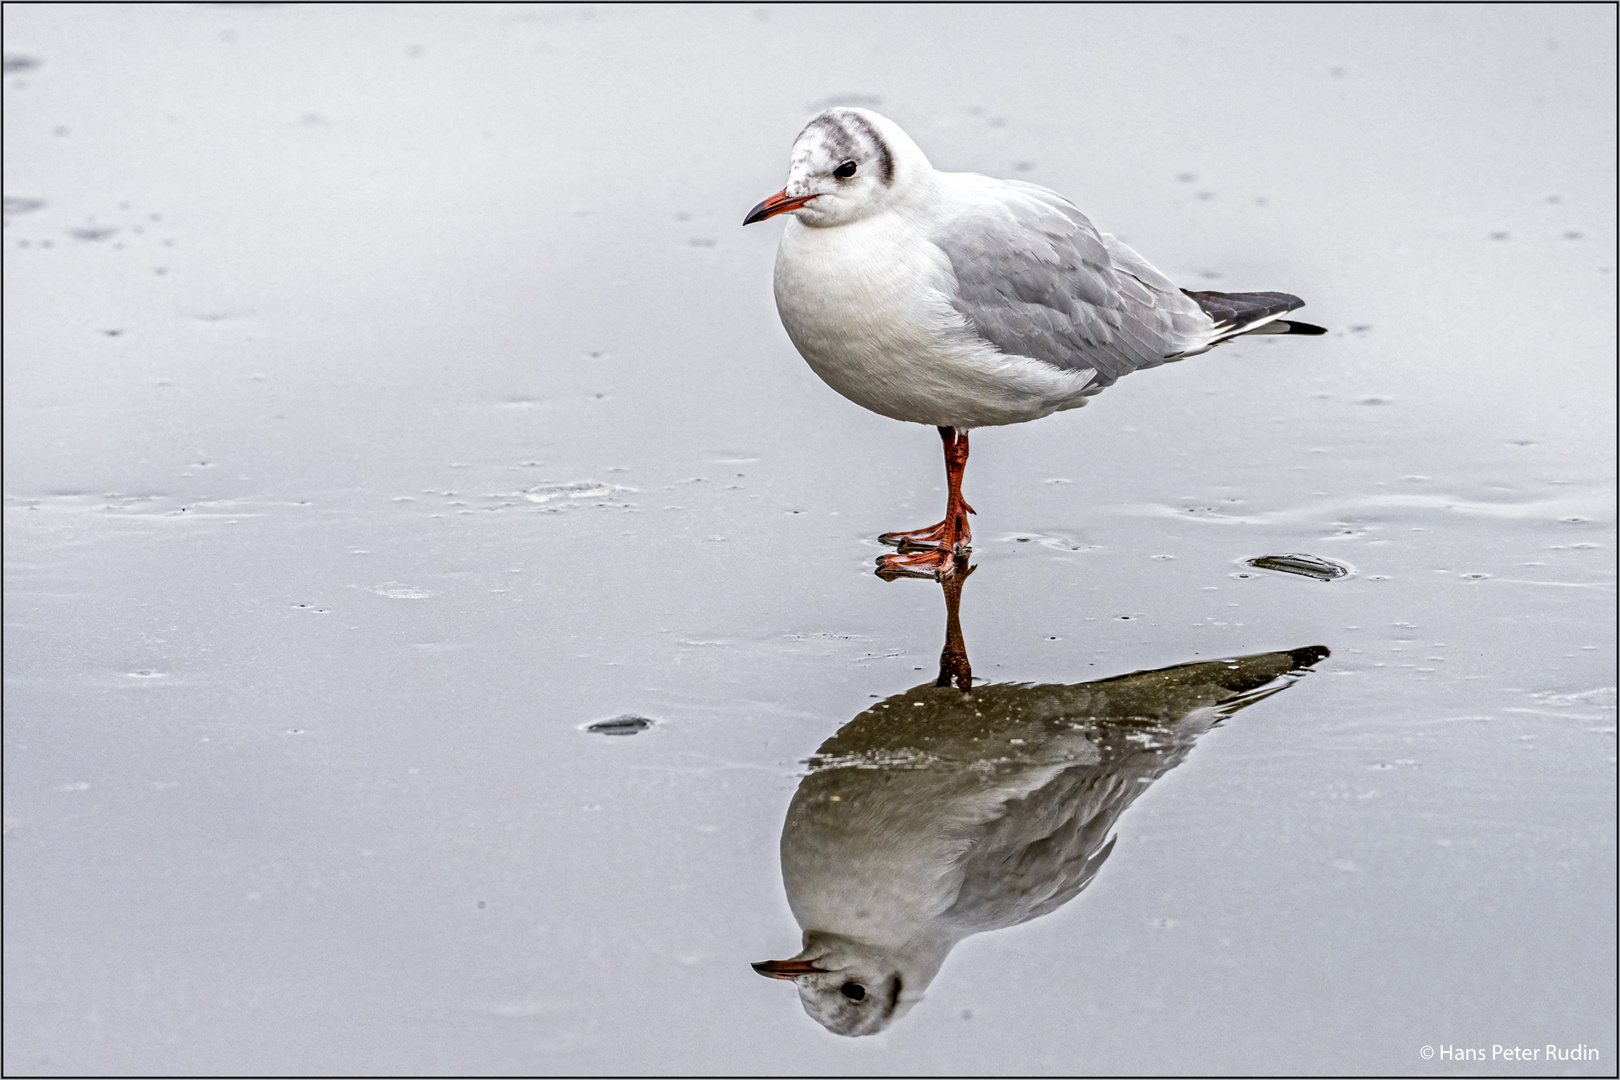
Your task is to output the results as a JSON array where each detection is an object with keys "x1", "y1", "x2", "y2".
[{"x1": 754, "y1": 565, "x2": 1328, "y2": 1035}]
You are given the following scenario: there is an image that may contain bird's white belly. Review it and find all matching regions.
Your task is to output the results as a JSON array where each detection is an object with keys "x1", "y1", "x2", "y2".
[{"x1": 774, "y1": 217, "x2": 1093, "y2": 428}]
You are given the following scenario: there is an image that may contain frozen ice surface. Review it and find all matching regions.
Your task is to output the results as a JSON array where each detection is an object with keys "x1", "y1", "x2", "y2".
[{"x1": 4, "y1": 4, "x2": 1615, "y2": 1075}]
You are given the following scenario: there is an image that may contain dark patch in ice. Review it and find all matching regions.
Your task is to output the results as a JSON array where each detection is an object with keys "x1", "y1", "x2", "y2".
[
  {"x1": 3, "y1": 55, "x2": 41, "y2": 74},
  {"x1": 585, "y1": 714, "x2": 656, "y2": 736},
  {"x1": 1246, "y1": 553, "x2": 1349, "y2": 581},
  {"x1": 4, "y1": 196, "x2": 46, "y2": 220}
]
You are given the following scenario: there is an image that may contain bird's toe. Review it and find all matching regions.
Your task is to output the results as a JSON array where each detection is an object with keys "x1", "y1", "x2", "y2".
[{"x1": 876, "y1": 548, "x2": 958, "y2": 581}]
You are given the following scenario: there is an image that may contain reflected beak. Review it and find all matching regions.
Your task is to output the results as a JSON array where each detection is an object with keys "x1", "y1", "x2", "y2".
[
  {"x1": 743, "y1": 189, "x2": 815, "y2": 225},
  {"x1": 751, "y1": 959, "x2": 827, "y2": 980}
]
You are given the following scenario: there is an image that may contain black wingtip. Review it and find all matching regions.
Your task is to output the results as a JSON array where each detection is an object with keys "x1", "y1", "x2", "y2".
[
  {"x1": 1288, "y1": 645, "x2": 1331, "y2": 669},
  {"x1": 1277, "y1": 320, "x2": 1328, "y2": 336},
  {"x1": 1183, "y1": 289, "x2": 1306, "y2": 330}
]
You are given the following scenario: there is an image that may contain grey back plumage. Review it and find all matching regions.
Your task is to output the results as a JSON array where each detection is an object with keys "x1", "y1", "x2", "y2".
[{"x1": 933, "y1": 180, "x2": 1216, "y2": 394}]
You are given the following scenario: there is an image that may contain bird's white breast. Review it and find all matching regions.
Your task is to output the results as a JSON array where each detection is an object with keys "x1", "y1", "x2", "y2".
[{"x1": 773, "y1": 211, "x2": 1091, "y2": 429}]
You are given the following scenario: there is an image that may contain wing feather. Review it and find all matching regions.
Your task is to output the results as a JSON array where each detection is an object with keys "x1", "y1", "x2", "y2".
[
  {"x1": 940, "y1": 724, "x2": 1199, "y2": 932},
  {"x1": 933, "y1": 178, "x2": 1214, "y2": 394}
]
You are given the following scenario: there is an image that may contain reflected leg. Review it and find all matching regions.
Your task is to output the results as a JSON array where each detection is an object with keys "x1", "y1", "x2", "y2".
[{"x1": 934, "y1": 561, "x2": 974, "y2": 691}]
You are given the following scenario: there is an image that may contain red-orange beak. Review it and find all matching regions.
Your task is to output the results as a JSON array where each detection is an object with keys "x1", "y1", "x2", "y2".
[
  {"x1": 751, "y1": 958, "x2": 827, "y2": 980},
  {"x1": 743, "y1": 189, "x2": 815, "y2": 225}
]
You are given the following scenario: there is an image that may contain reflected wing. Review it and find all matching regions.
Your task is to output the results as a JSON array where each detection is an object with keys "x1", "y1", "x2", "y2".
[
  {"x1": 939, "y1": 728, "x2": 1196, "y2": 932},
  {"x1": 932, "y1": 179, "x2": 1215, "y2": 393},
  {"x1": 824, "y1": 647, "x2": 1330, "y2": 933}
]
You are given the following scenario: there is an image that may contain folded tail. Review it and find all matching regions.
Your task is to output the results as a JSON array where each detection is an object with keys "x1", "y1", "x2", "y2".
[{"x1": 1183, "y1": 288, "x2": 1327, "y2": 341}]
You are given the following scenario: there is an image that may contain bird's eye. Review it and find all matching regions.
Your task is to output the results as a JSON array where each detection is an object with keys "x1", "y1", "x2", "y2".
[
  {"x1": 834, "y1": 161, "x2": 858, "y2": 179},
  {"x1": 840, "y1": 982, "x2": 866, "y2": 1001}
]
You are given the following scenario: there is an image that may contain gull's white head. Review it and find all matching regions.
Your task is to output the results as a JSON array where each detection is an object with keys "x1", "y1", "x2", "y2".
[
  {"x1": 751, "y1": 931, "x2": 944, "y2": 1037},
  {"x1": 743, "y1": 108, "x2": 933, "y2": 229}
]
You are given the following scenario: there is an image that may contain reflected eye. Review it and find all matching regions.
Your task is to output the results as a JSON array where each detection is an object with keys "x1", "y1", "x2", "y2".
[
  {"x1": 834, "y1": 161, "x2": 857, "y2": 179},
  {"x1": 840, "y1": 982, "x2": 866, "y2": 1001}
]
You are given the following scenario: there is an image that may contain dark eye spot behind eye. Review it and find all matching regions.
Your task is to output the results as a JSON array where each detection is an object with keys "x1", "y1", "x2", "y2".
[
  {"x1": 834, "y1": 161, "x2": 857, "y2": 179},
  {"x1": 840, "y1": 982, "x2": 866, "y2": 1001}
]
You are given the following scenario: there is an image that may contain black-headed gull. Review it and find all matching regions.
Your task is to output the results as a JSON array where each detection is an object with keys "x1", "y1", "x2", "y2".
[
  {"x1": 744, "y1": 108, "x2": 1324, "y2": 579},
  {"x1": 752, "y1": 565, "x2": 1330, "y2": 1035}
]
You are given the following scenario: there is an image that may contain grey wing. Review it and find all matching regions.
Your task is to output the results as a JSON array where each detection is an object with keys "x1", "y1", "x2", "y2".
[
  {"x1": 934, "y1": 180, "x2": 1214, "y2": 393},
  {"x1": 940, "y1": 722, "x2": 1205, "y2": 933},
  {"x1": 939, "y1": 763, "x2": 1141, "y2": 932}
]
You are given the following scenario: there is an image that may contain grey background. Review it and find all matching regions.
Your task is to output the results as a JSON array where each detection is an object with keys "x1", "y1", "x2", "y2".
[{"x1": 4, "y1": 4, "x2": 1615, "y2": 1075}]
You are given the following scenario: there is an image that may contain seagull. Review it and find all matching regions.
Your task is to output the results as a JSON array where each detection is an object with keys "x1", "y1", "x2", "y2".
[
  {"x1": 751, "y1": 566, "x2": 1330, "y2": 1035},
  {"x1": 744, "y1": 108, "x2": 1325, "y2": 579}
]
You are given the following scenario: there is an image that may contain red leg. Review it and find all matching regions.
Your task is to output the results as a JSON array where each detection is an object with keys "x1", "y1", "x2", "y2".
[
  {"x1": 934, "y1": 560, "x2": 974, "y2": 690},
  {"x1": 878, "y1": 427, "x2": 974, "y2": 580}
]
